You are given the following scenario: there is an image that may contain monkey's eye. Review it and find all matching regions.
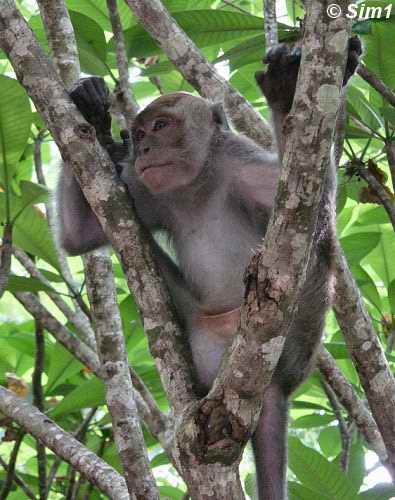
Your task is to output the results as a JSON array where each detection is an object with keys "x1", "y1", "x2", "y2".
[
  {"x1": 135, "y1": 129, "x2": 145, "y2": 141},
  {"x1": 152, "y1": 118, "x2": 169, "y2": 132}
]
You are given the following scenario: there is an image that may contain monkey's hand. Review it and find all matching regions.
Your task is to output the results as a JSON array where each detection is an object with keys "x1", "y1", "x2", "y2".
[
  {"x1": 255, "y1": 36, "x2": 362, "y2": 114},
  {"x1": 70, "y1": 77, "x2": 113, "y2": 147}
]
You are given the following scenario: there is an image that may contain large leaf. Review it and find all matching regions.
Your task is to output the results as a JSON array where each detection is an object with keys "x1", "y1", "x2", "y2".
[
  {"x1": 363, "y1": 18, "x2": 395, "y2": 88},
  {"x1": 288, "y1": 481, "x2": 331, "y2": 500},
  {"x1": 46, "y1": 342, "x2": 84, "y2": 395},
  {"x1": 288, "y1": 437, "x2": 359, "y2": 500},
  {"x1": 0, "y1": 75, "x2": 32, "y2": 186},
  {"x1": 50, "y1": 377, "x2": 105, "y2": 418},
  {"x1": 5, "y1": 275, "x2": 53, "y2": 294},
  {"x1": 67, "y1": 0, "x2": 135, "y2": 31},
  {"x1": 123, "y1": 10, "x2": 265, "y2": 59},
  {"x1": 0, "y1": 193, "x2": 59, "y2": 271},
  {"x1": 340, "y1": 231, "x2": 381, "y2": 263},
  {"x1": 70, "y1": 12, "x2": 108, "y2": 76}
]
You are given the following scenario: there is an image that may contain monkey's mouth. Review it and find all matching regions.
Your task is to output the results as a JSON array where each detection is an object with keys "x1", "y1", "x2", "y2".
[{"x1": 139, "y1": 162, "x2": 174, "y2": 175}]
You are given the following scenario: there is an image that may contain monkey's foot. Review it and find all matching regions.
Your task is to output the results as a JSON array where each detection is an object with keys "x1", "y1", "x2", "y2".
[{"x1": 70, "y1": 77, "x2": 113, "y2": 145}]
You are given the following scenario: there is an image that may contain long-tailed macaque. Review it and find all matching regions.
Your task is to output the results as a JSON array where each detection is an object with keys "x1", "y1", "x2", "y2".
[{"x1": 57, "y1": 38, "x2": 361, "y2": 500}]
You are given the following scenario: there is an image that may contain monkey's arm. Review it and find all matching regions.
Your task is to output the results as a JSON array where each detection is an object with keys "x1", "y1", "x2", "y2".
[{"x1": 57, "y1": 77, "x2": 129, "y2": 255}]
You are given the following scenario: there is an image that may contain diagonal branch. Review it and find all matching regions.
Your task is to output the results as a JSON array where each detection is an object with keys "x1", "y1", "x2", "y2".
[
  {"x1": 0, "y1": 0, "x2": 195, "y2": 415},
  {"x1": 122, "y1": 0, "x2": 273, "y2": 148},
  {"x1": 0, "y1": 387, "x2": 129, "y2": 500},
  {"x1": 334, "y1": 249, "x2": 395, "y2": 479},
  {"x1": 317, "y1": 347, "x2": 387, "y2": 463}
]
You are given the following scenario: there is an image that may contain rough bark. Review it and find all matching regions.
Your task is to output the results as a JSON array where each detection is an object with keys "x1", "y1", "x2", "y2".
[
  {"x1": 264, "y1": 0, "x2": 278, "y2": 50},
  {"x1": 170, "y1": 1, "x2": 352, "y2": 494},
  {"x1": 36, "y1": 0, "x2": 80, "y2": 88},
  {"x1": 84, "y1": 250, "x2": 159, "y2": 500},
  {"x1": 123, "y1": 0, "x2": 273, "y2": 148},
  {"x1": 357, "y1": 64, "x2": 395, "y2": 109},
  {"x1": 334, "y1": 249, "x2": 395, "y2": 479},
  {"x1": 0, "y1": 0, "x2": 195, "y2": 416},
  {"x1": 0, "y1": 387, "x2": 129, "y2": 500}
]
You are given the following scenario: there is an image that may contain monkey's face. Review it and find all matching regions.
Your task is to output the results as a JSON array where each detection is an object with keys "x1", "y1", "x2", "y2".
[{"x1": 132, "y1": 94, "x2": 218, "y2": 194}]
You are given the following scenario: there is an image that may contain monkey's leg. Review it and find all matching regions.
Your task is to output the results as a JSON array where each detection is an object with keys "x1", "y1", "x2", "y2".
[{"x1": 252, "y1": 384, "x2": 288, "y2": 500}]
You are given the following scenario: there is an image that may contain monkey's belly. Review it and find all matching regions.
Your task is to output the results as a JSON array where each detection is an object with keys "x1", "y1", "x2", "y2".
[{"x1": 189, "y1": 309, "x2": 240, "y2": 389}]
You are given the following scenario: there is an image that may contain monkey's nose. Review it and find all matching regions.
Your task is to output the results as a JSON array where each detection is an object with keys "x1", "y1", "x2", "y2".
[{"x1": 143, "y1": 146, "x2": 150, "y2": 155}]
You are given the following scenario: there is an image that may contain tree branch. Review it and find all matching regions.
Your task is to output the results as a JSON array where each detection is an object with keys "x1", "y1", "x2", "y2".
[
  {"x1": 0, "y1": 455, "x2": 36, "y2": 500},
  {"x1": 106, "y1": 0, "x2": 139, "y2": 128},
  {"x1": 334, "y1": 249, "x2": 395, "y2": 479},
  {"x1": 14, "y1": 291, "x2": 102, "y2": 376},
  {"x1": 0, "y1": 222, "x2": 13, "y2": 299},
  {"x1": 36, "y1": 0, "x2": 80, "y2": 88},
  {"x1": 122, "y1": 0, "x2": 273, "y2": 148},
  {"x1": 357, "y1": 64, "x2": 395, "y2": 109},
  {"x1": 170, "y1": 1, "x2": 352, "y2": 494},
  {"x1": 13, "y1": 246, "x2": 96, "y2": 350},
  {"x1": 32, "y1": 319, "x2": 47, "y2": 500},
  {"x1": 354, "y1": 161, "x2": 395, "y2": 231},
  {"x1": 0, "y1": 387, "x2": 129, "y2": 500},
  {"x1": 0, "y1": 0, "x2": 195, "y2": 415},
  {"x1": 0, "y1": 430, "x2": 25, "y2": 499},
  {"x1": 317, "y1": 347, "x2": 388, "y2": 463},
  {"x1": 84, "y1": 250, "x2": 159, "y2": 500},
  {"x1": 264, "y1": 0, "x2": 278, "y2": 50}
]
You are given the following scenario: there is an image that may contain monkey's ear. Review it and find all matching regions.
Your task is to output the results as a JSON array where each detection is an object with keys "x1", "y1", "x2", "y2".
[{"x1": 211, "y1": 102, "x2": 230, "y2": 130}]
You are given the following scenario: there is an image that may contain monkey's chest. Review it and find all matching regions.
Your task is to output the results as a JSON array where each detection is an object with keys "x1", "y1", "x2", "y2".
[{"x1": 177, "y1": 219, "x2": 261, "y2": 311}]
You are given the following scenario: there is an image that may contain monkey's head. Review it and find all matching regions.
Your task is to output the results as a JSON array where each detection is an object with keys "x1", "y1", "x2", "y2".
[{"x1": 131, "y1": 93, "x2": 229, "y2": 194}]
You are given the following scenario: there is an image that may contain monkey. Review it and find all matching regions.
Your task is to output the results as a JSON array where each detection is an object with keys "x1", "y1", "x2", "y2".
[{"x1": 56, "y1": 37, "x2": 361, "y2": 500}]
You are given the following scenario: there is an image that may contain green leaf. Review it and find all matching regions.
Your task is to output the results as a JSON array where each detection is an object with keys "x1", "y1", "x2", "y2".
[
  {"x1": 12, "y1": 180, "x2": 49, "y2": 221},
  {"x1": 288, "y1": 437, "x2": 359, "y2": 500},
  {"x1": 158, "y1": 485, "x2": 185, "y2": 500},
  {"x1": 150, "y1": 452, "x2": 170, "y2": 468},
  {"x1": 340, "y1": 232, "x2": 381, "y2": 263},
  {"x1": 350, "y1": 264, "x2": 382, "y2": 311},
  {"x1": 0, "y1": 75, "x2": 32, "y2": 186},
  {"x1": 70, "y1": 12, "x2": 108, "y2": 76},
  {"x1": 288, "y1": 481, "x2": 331, "y2": 500},
  {"x1": 318, "y1": 426, "x2": 341, "y2": 457},
  {"x1": 363, "y1": 18, "x2": 395, "y2": 88},
  {"x1": 347, "y1": 84, "x2": 384, "y2": 133},
  {"x1": 67, "y1": 0, "x2": 135, "y2": 31},
  {"x1": 291, "y1": 413, "x2": 335, "y2": 429},
  {"x1": 388, "y1": 279, "x2": 395, "y2": 317},
  {"x1": 365, "y1": 225, "x2": 395, "y2": 287},
  {"x1": 0, "y1": 192, "x2": 59, "y2": 271},
  {"x1": 286, "y1": 0, "x2": 304, "y2": 25},
  {"x1": 46, "y1": 343, "x2": 84, "y2": 395},
  {"x1": 5, "y1": 275, "x2": 53, "y2": 294},
  {"x1": 346, "y1": 440, "x2": 365, "y2": 494},
  {"x1": 123, "y1": 10, "x2": 266, "y2": 59},
  {"x1": 324, "y1": 342, "x2": 350, "y2": 359},
  {"x1": 50, "y1": 377, "x2": 105, "y2": 417}
]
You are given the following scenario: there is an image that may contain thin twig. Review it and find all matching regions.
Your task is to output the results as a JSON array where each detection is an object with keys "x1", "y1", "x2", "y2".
[
  {"x1": 33, "y1": 319, "x2": 47, "y2": 500},
  {"x1": 357, "y1": 64, "x2": 395, "y2": 109},
  {"x1": 0, "y1": 456, "x2": 36, "y2": 500},
  {"x1": 13, "y1": 246, "x2": 96, "y2": 350},
  {"x1": 263, "y1": 0, "x2": 278, "y2": 50},
  {"x1": 0, "y1": 430, "x2": 25, "y2": 499},
  {"x1": 0, "y1": 222, "x2": 13, "y2": 299},
  {"x1": 355, "y1": 161, "x2": 395, "y2": 231},
  {"x1": 321, "y1": 379, "x2": 351, "y2": 471},
  {"x1": 106, "y1": 0, "x2": 139, "y2": 129}
]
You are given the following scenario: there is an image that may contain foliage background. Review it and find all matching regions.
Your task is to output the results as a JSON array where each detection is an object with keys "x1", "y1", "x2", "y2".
[{"x1": 0, "y1": 0, "x2": 395, "y2": 498}]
